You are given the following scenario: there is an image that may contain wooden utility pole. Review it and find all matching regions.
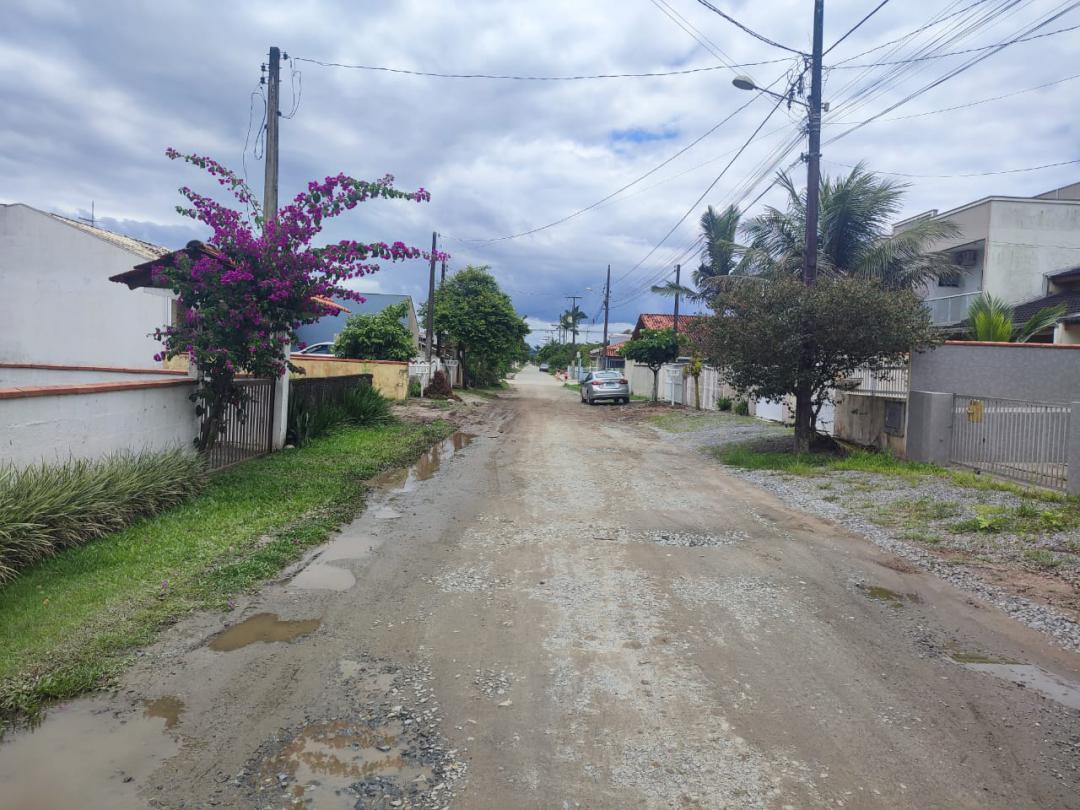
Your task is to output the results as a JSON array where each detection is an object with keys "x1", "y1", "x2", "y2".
[
  {"x1": 803, "y1": 0, "x2": 824, "y2": 287},
  {"x1": 425, "y1": 231, "x2": 437, "y2": 362},
  {"x1": 601, "y1": 265, "x2": 611, "y2": 370},
  {"x1": 263, "y1": 47, "x2": 281, "y2": 224},
  {"x1": 672, "y1": 263, "x2": 682, "y2": 336}
]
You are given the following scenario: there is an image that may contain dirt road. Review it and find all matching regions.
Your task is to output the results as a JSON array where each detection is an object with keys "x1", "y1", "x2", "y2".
[{"x1": 3, "y1": 364, "x2": 1079, "y2": 809}]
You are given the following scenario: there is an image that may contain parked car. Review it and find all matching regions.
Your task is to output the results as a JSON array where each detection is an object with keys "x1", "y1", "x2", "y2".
[
  {"x1": 579, "y1": 370, "x2": 630, "y2": 405},
  {"x1": 538, "y1": 362, "x2": 550, "y2": 372},
  {"x1": 294, "y1": 341, "x2": 335, "y2": 355}
]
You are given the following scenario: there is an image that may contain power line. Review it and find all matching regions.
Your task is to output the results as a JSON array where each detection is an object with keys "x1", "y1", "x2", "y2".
[
  {"x1": 825, "y1": 0, "x2": 893, "y2": 55},
  {"x1": 823, "y1": 157, "x2": 1080, "y2": 178},
  {"x1": 649, "y1": 0, "x2": 741, "y2": 72},
  {"x1": 692, "y1": 0, "x2": 808, "y2": 55},
  {"x1": 291, "y1": 56, "x2": 791, "y2": 80},
  {"x1": 828, "y1": 0, "x2": 993, "y2": 65},
  {"x1": 830, "y1": 21, "x2": 1080, "y2": 67}
]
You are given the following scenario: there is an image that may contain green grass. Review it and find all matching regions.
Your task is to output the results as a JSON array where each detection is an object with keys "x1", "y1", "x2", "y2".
[
  {"x1": 647, "y1": 410, "x2": 763, "y2": 433},
  {"x1": 951, "y1": 502, "x2": 1080, "y2": 536},
  {"x1": 0, "y1": 418, "x2": 454, "y2": 731},
  {"x1": 563, "y1": 382, "x2": 580, "y2": 391}
]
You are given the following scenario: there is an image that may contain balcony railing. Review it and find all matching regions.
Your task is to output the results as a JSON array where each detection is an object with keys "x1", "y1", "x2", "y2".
[
  {"x1": 842, "y1": 364, "x2": 909, "y2": 399},
  {"x1": 923, "y1": 291, "x2": 980, "y2": 326}
]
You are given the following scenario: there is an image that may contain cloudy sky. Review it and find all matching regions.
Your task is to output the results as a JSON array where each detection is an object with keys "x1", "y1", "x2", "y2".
[{"x1": 2, "y1": 0, "x2": 1077, "y2": 344}]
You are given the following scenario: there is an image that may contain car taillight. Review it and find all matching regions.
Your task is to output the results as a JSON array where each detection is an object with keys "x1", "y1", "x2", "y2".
[
  {"x1": 591, "y1": 380, "x2": 603, "y2": 386},
  {"x1": 618, "y1": 378, "x2": 628, "y2": 384}
]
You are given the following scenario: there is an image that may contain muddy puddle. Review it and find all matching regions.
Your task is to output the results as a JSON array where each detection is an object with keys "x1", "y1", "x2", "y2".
[
  {"x1": 858, "y1": 584, "x2": 921, "y2": 606},
  {"x1": 0, "y1": 698, "x2": 179, "y2": 810},
  {"x1": 208, "y1": 612, "x2": 321, "y2": 651},
  {"x1": 952, "y1": 659, "x2": 1080, "y2": 710},
  {"x1": 143, "y1": 695, "x2": 185, "y2": 729},
  {"x1": 373, "y1": 431, "x2": 475, "y2": 495},
  {"x1": 260, "y1": 719, "x2": 430, "y2": 808}
]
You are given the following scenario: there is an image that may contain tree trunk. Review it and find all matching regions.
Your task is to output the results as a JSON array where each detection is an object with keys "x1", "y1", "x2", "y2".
[
  {"x1": 651, "y1": 368, "x2": 659, "y2": 402},
  {"x1": 793, "y1": 380, "x2": 813, "y2": 454},
  {"x1": 693, "y1": 375, "x2": 701, "y2": 410}
]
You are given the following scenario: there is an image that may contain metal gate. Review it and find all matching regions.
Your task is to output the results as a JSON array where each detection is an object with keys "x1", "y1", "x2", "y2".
[
  {"x1": 951, "y1": 395, "x2": 1069, "y2": 491},
  {"x1": 202, "y1": 378, "x2": 276, "y2": 471}
]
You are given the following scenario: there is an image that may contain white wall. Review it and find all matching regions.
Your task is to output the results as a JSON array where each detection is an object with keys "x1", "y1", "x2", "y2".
[
  {"x1": 0, "y1": 381, "x2": 200, "y2": 467},
  {"x1": 985, "y1": 199, "x2": 1080, "y2": 304},
  {"x1": 0, "y1": 366, "x2": 182, "y2": 387},
  {"x1": 0, "y1": 204, "x2": 172, "y2": 368}
]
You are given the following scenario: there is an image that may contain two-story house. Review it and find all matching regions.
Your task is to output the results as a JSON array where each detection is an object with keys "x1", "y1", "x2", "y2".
[{"x1": 894, "y1": 181, "x2": 1080, "y2": 335}]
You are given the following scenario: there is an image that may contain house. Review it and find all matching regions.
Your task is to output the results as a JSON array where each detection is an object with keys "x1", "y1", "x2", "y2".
[
  {"x1": 1012, "y1": 265, "x2": 1080, "y2": 344},
  {"x1": 0, "y1": 203, "x2": 173, "y2": 367},
  {"x1": 630, "y1": 313, "x2": 706, "y2": 339},
  {"x1": 894, "y1": 181, "x2": 1080, "y2": 328},
  {"x1": 588, "y1": 333, "x2": 630, "y2": 369},
  {"x1": 293, "y1": 293, "x2": 421, "y2": 353}
]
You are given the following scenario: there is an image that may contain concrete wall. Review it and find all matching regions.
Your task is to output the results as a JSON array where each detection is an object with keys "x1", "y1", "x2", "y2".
[
  {"x1": 985, "y1": 199, "x2": 1080, "y2": 304},
  {"x1": 0, "y1": 204, "x2": 172, "y2": 368},
  {"x1": 0, "y1": 363, "x2": 186, "y2": 387},
  {"x1": 0, "y1": 379, "x2": 199, "y2": 467},
  {"x1": 910, "y1": 341, "x2": 1080, "y2": 404},
  {"x1": 290, "y1": 355, "x2": 409, "y2": 400},
  {"x1": 833, "y1": 393, "x2": 907, "y2": 455}
]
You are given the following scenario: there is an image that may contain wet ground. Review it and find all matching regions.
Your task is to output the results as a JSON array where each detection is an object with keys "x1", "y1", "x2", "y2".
[{"x1": 1, "y1": 365, "x2": 1079, "y2": 808}]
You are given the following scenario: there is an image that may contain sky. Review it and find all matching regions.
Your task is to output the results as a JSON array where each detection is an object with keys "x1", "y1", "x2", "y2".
[{"x1": 2, "y1": 0, "x2": 1078, "y2": 345}]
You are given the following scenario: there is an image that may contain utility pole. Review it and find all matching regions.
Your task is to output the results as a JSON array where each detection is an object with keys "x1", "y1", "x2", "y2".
[
  {"x1": 601, "y1": 265, "x2": 611, "y2": 370},
  {"x1": 566, "y1": 295, "x2": 582, "y2": 345},
  {"x1": 263, "y1": 45, "x2": 287, "y2": 449},
  {"x1": 263, "y1": 46, "x2": 281, "y2": 224},
  {"x1": 672, "y1": 263, "x2": 682, "y2": 336},
  {"x1": 425, "y1": 231, "x2": 437, "y2": 362},
  {"x1": 803, "y1": 0, "x2": 824, "y2": 287}
]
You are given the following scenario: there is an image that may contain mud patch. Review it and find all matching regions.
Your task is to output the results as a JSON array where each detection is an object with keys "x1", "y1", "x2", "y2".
[
  {"x1": 602, "y1": 528, "x2": 747, "y2": 548},
  {"x1": 960, "y1": 663, "x2": 1080, "y2": 710},
  {"x1": 290, "y1": 562, "x2": 356, "y2": 591},
  {"x1": 857, "y1": 583, "x2": 922, "y2": 607},
  {"x1": 374, "y1": 432, "x2": 476, "y2": 494},
  {"x1": 208, "y1": 613, "x2": 321, "y2": 652},
  {"x1": 672, "y1": 576, "x2": 795, "y2": 641},
  {"x1": 143, "y1": 695, "x2": 185, "y2": 730}
]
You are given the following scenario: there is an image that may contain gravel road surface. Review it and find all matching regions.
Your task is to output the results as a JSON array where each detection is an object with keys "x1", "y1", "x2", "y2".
[{"x1": 2, "y1": 364, "x2": 1078, "y2": 809}]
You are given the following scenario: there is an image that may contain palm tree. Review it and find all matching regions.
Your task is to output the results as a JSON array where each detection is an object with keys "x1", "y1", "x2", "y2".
[
  {"x1": 694, "y1": 205, "x2": 746, "y2": 297},
  {"x1": 741, "y1": 164, "x2": 959, "y2": 288},
  {"x1": 561, "y1": 305, "x2": 587, "y2": 345},
  {"x1": 967, "y1": 293, "x2": 1065, "y2": 343}
]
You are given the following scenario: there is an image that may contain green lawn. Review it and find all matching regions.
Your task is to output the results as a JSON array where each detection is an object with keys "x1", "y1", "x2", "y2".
[
  {"x1": 0, "y1": 419, "x2": 453, "y2": 730},
  {"x1": 647, "y1": 409, "x2": 764, "y2": 433}
]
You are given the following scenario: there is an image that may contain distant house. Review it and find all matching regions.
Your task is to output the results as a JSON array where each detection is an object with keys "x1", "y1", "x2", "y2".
[
  {"x1": 894, "y1": 180, "x2": 1080, "y2": 329},
  {"x1": 588, "y1": 333, "x2": 630, "y2": 369},
  {"x1": 293, "y1": 293, "x2": 421, "y2": 353},
  {"x1": 0, "y1": 203, "x2": 173, "y2": 367},
  {"x1": 630, "y1": 313, "x2": 706, "y2": 339}
]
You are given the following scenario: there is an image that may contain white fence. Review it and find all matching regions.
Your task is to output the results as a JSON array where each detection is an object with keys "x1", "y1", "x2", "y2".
[
  {"x1": 625, "y1": 360, "x2": 738, "y2": 409},
  {"x1": 408, "y1": 359, "x2": 453, "y2": 392}
]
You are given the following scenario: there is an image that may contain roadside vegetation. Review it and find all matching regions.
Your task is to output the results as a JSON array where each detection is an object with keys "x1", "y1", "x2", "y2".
[
  {"x1": 287, "y1": 384, "x2": 393, "y2": 447},
  {"x1": 0, "y1": 418, "x2": 454, "y2": 731}
]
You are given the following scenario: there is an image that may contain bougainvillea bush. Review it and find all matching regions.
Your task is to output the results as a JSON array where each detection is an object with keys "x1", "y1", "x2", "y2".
[{"x1": 153, "y1": 149, "x2": 446, "y2": 449}]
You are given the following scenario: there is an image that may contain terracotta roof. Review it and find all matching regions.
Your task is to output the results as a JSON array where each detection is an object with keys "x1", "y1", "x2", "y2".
[
  {"x1": 49, "y1": 213, "x2": 171, "y2": 261},
  {"x1": 631, "y1": 313, "x2": 706, "y2": 338}
]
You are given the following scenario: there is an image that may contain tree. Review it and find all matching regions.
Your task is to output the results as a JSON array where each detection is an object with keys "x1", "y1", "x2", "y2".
[
  {"x1": 333, "y1": 301, "x2": 415, "y2": 361},
  {"x1": 620, "y1": 328, "x2": 680, "y2": 402},
  {"x1": 561, "y1": 305, "x2": 587, "y2": 345},
  {"x1": 737, "y1": 164, "x2": 958, "y2": 452},
  {"x1": 966, "y1": 293, "x2": 1065, "y2": 343},
  {"x1": 152, "y1": 149, "x2": 441, "y2": 450},
  {"x1": 432, "y1": 266, "x2": 529, "y2": 387},
  {"x1": 687, "y1": 353, "x2": 704, "y2": 410},
  {"x1": 699, "y1": 275, "x2": 937, "y2": 440},
  {"x1": 694, "y1": 204, "x2": 745, "y2": 297}
]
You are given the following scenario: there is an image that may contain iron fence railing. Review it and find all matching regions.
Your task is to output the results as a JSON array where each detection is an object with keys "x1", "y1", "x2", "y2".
[
  {"x1": 202, "y1": 378, "x2": 275, "y2": 472},
  {"x1": 951, "y1": 395, "x2": 1070, "y2": 491},
  {"x1": 844, "y1": 364, "x2": 910, "y2": 399}
]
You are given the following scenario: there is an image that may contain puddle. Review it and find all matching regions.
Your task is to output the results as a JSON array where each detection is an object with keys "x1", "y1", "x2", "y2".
[
  {"x1": 949, "y1": 651, "x2": 1014, "y2": 665},
  {"x1": 262, "y1": 719, "x2": 430, "y2": 808},
  {"x1": 374, "y1": 432, "x2": 476, "y2": 495},
  {"x1": 373, "y1": 505, "x2": 404, "y2": 520},
  {"x1": 143, "y1": 695, "x2": 185, "y2": 729},
  {"x1": 961, "y1": 663, "x2": 1080, "y2": 710},
  {"x1": 290, "y1": 562, "x2": 356, "y2": 591},
  {"x1": 208, "y1": 613, "x2": 321, "y2": 651},
  {"x1": 0, "y1": 698, "x2": 179, "y2": 810},
  {"x1": 859, "y1": 584, "x2": 921, "y2": 606}
]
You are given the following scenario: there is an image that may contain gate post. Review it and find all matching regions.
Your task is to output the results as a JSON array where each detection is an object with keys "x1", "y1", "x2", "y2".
[
  {"x1": 1068, "y1": 402, "x2": 1080, "y2": 495},
  {"x1": 906, "y1": 391, "x2": 954, "y2": 465}
]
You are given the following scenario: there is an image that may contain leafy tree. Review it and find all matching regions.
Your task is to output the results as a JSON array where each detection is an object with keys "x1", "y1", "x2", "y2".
[
  {"x1": 740, "y1": 164, "x2": 957, "y2": 289},
  {"x1": 535, "y1": 341, "x2": 599, "y2": 373},
  {"x1": 699, "y1": 275, "x2": 937, "y2": 442},
  {"x1": 620, "y1": 328, "x2": 681, "y2": 401},
  {"x1": 333, "y1": 301, "x2": 415, "y2": 361},
  {"x1": 432, "y1": 266, "x2": 529, "y2": 387},
  {"x1": 152, "y1": 149, "x2": 440, "y2": 450},
  {"x1": 966, "y1": 293, "x2": 1065, "y2": 343},
  {"x1": 694, "y1": 204, "x2": 745, "y2": 297}
]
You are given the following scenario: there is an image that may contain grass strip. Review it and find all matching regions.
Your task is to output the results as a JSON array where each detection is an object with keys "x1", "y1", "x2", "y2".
[{"x1": 0, "y1": 418, "x2": 454, "y2": 731}]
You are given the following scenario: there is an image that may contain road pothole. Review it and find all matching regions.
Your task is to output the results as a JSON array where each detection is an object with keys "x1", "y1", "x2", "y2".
[{"x1": 207, "y1": 613, "x2": 321, "y2": 652}]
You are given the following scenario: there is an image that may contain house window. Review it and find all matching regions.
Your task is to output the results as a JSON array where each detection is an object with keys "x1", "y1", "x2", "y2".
[{"x1": 938, "y1": 274, "x2": 960, "y2": 288}]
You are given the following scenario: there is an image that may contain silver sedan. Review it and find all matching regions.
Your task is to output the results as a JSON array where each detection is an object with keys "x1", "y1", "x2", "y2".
[{"x1": 580, "y1": 370, "x2": 630, "y2": 405}]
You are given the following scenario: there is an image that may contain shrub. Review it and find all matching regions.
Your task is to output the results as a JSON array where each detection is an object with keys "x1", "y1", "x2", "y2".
[
  {"x1": 342, "y1": 385, "x2": 392, "y2": 426},
  {"x1": 287, "y1": 396, "x2": 346, "y2": 447},
  {"x1": 734, "y1": 399, "x2": 750, "y2": 416},
  {"x1": 717, "y1": 397, "x2": 733, "y2": 412},
  {"x1": 0, "y1": 450, "x2": 206, "y2": 584},
  {"x1": 423, "y1": 370, "x2": 453, "y2": 399},
  {"x1": 408, "y1": 378, "x2": 422, "y2": 398}
]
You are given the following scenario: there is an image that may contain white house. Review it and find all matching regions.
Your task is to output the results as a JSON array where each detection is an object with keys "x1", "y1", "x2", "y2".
[
  {"x1": 895, "y1": 181, "x2": 1080, "y2": 330},
  {"x1": 0, "y1": 203, "x2": 174, "y2": 367}
]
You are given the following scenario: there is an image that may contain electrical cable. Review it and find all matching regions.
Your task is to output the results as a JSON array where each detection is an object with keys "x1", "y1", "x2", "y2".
[
  {"x1": 692, "y1": 0, "x2": 808, "y2": 55},
  {"x1": 823, "y1": 157, "x2": 1080, "y2": 178},
  {"x1": 825, "y1": 0, "x2": 893, "y2": 55}
]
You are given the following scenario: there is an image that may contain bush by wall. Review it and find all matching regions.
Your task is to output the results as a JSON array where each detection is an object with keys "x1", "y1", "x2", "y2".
[
  {"x1": 423, "y1": 369, "x2": 453, "y2": 399},
  {"x1": 0, "y1": 450, "x2": 206, "y2": 584},
  {"x1": 287, "y1": 384, "x2": 392, "y2": 447}
]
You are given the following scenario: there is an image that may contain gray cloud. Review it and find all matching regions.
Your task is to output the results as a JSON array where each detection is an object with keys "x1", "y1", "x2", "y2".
[{"x1": 2, "y1": 0, "x2": 1076, "y2": 335}]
